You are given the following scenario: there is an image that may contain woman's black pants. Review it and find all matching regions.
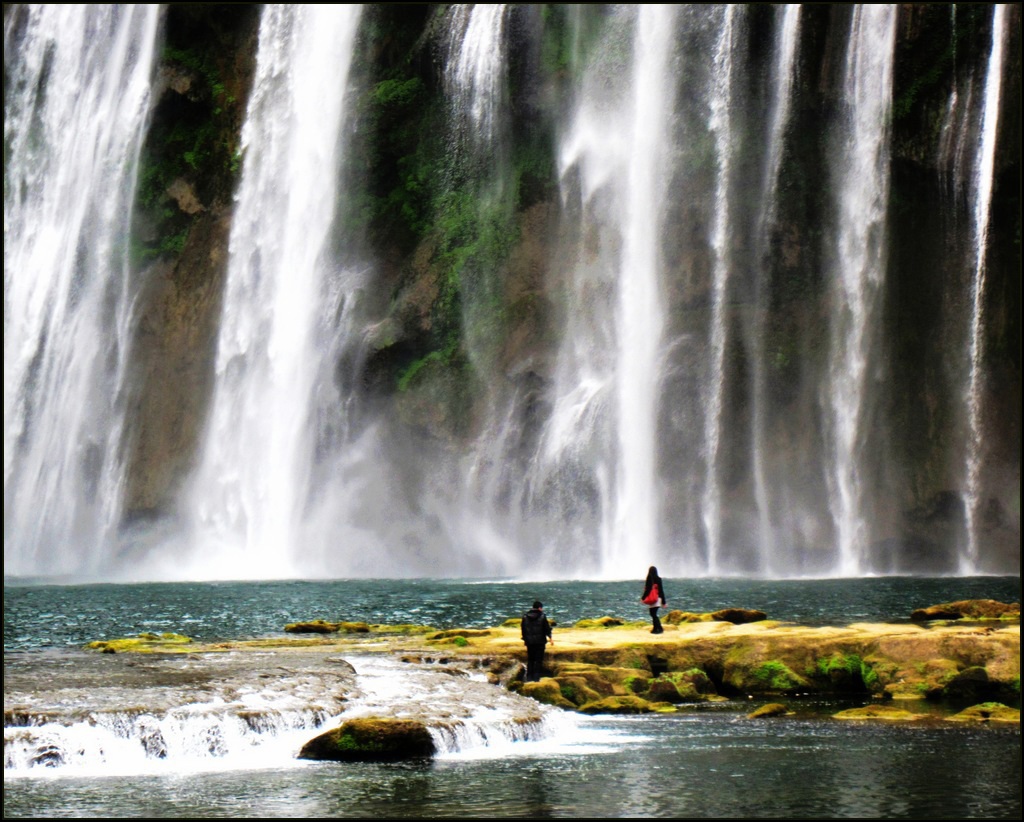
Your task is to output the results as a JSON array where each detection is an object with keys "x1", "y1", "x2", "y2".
[{"x1": 649, "y1": 607, "x2": 663, "y2": 633}]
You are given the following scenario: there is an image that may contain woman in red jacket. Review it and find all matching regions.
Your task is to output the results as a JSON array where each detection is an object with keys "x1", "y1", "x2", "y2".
[{"x1": 640, "y1": 566, "x2": 666, "y2": 634}]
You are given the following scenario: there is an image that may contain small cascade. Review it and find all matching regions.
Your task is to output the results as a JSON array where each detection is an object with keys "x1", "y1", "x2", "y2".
[
  {"x1": 444, "y1": 4, "x2": 510, "y2": 153},
  {"x1": 184, "y1": 5, "x2": 363, "y2": 578},
  {"x1": 963, "y1": 4, "x2": 1008, "y2": 572},
  {"x1": 429, "y1": 709, "x2": 547, "y2": 755},
  {"x1": 4, "y1": 653, "x2": 576, "y2": 776},
  {"x1": 3, "y1": 5, "x2": 160, "y2": 578},
  {"x1": 824, "y1": 4, "x2": 897, "y2": 575},
  {"x1": 3, "y1": 646, "x2": 352, "y2": 776},
  {"x1": 4, "y1": 706, "x2": 331, "y2": 776}
]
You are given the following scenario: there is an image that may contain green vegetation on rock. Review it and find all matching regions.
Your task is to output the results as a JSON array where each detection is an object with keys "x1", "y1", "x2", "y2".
[
  {"x1": 133, "y1": 6, "x2": 257, "y2": 264},
  {"x1": 298, "y1": 717, "x2": 436, "y2": 761},
  {"x1": 752, "y1": 660, "x2": 807, "y2": 692}
]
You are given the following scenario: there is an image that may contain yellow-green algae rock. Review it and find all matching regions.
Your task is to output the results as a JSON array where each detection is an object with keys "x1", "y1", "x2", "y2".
[
  {"x1": 710, "y1": 608, "x2": 768, "y2": 624},
  {"x1": 517, "y1": 678, "x2": 576, "y2": 710},
  {"x1": 833, "y1": 704, "x2": 924, "y2": 721},
  {"x1": 725, "y1": 655, "x2": 811, "y2": 694},
  {"x1": 427, "y1": 629, "x2": 492, "y2": 639},
  {"x1": 910, "y1": 599, "x2": 1020, "y2": 622},
  {"x1": 665, "y1": 610, "x2": 714, "y2": 624},
  {"x1": 551, "y1": 675, "x2": 606, "y2": 708},
  {"x1": 371, "y1": 623, "x2": 437, "y2": 635},
  {"x1": 85, "y1": 633, "x2": 193, "y2": 653},
  {"x1": 748, "y1": 702, "x2": 791, "y2": 718},
  {"x1": 284, "y1": 620, "x2": 373, "y2": 633},
  {"x1": 948, "y1": 702, "x2": 1020, "y2": 723},
  {"x1": 298, "y1": 717, "x2": 436, "y2": 761},
  {"x1": 647, "y1": 669, "x2": 719, "y2": 703},
  {"x1": 550, "y1": 662, "x2": 626, "y2": 696},
  {"x1": 577, "y1": 695, "x2": 661, "y2": 714}
]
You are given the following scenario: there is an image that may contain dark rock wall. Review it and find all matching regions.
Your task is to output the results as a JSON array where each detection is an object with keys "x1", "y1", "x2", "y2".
[{"x1": 124, "y1": 4, "x2": 259, "y2": 518}]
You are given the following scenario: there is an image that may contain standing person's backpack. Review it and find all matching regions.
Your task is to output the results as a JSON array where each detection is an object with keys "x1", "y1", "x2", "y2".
[{"x1": 642, "y1": 584, "x2": 660, "y2": 606}]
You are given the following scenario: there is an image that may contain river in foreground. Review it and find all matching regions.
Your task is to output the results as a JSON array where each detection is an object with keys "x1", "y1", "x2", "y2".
[{"x1": 4, "y1": 576, "x2": 1021, "y2": 818}]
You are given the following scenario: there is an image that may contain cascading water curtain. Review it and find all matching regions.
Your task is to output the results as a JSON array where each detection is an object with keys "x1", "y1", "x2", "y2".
[
  {"x1": 526, "y1": 5, "x2": 678, "y2": 579},
  {"x1": 744, "y1": 3, "x2": 802, "y2": 577},
  {"x1": 608, "y1": 5, "x2": 678, "y2": 577},
  {"x1": 824, "y1": 4, "x2": 897, "y2": 576},
  {"x1": 183, "y1": 4, "x2": 362, "y2": 580},
  {"x1": 442, "y1": 3, "x2": 530, "y2": 574},
  {"x1": 701, "y1": 4, "x2": 742, "y2": 576},
  {"x1": 963, "y1": 3, "x2": 1008, "y2": 573},
  {"x1": 3, "y1": 5, "x2": 160, "y2": 578}
]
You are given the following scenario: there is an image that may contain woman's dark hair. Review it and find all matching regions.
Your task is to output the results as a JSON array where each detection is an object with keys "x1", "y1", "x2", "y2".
[{"x1": 647, "y1": 566, "x2": 658, "y2": 579}]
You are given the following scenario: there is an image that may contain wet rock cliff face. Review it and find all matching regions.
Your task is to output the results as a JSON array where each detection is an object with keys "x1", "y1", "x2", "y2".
[{"x1": 125, "y1": 4, "x2": 259, "y2": 519}]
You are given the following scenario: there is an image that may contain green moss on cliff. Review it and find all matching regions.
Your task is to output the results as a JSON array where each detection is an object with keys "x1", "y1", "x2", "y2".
[{"x1": 133, "y1": 5, "x2": 258, "y2": 264}]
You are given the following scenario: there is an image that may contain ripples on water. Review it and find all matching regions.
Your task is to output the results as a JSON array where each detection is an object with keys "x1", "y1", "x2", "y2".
[{"x1": 4, "y1": 575, "x2": 1020, "y2": 650}]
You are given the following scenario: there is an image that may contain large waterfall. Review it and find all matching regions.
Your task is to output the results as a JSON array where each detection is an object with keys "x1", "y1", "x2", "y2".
[{"x1": 4, "y1": 4, "x2": 1019, "y2": 582}]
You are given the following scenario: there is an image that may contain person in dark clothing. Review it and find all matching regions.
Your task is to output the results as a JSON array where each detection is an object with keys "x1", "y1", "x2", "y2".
[
  {"x1": 640, "y1": 566, "x2": 667, "y2": 634},
  {"x1": 520, "y1": 600, "x2": 553, "y2": 682}
]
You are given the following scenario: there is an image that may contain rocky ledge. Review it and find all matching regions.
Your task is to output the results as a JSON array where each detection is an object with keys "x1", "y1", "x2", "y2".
[{"x1": 81, "y1": 599, "x2": 1020, "y2": 759}]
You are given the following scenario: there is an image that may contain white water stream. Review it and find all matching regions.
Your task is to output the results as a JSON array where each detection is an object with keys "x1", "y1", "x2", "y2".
[
  {"x1": 746, "y1": 4, "x2": 802, "y2": 576},
  {"x1": 3, "y1": 5, "x2": 160, "y2": 578},
  {"x1": 609, "y1": 5, "x2": 678, "y2": 576},
  {"x1": 702, "y1": 5, "x2": 742, "y2": 575},
  {"x1": 825, "y1": 4, "x2": 897, "y2": 576},
  {"x1": 444, "y1": 3, "x2": 509, "y2": 151},
  {"x1": 963, "y1": 4, "x2": 1008, "y2": 573},
  {"x1": 185, "y1": 5, "x2": 363, "y2": 578}
]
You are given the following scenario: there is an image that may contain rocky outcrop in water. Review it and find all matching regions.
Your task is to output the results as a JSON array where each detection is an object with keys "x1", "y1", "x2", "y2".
[
  {"x1": 298, "y1": 717, "x2": 436, "y2": 762},
  {"x1": 910, "y1": 599, "x2": 1021, "y2": 621}
]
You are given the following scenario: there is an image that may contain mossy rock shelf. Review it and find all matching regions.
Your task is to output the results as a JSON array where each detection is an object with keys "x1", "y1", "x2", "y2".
[{"x1": 84, "y1": 600, "x2": 1019, "y2": 719}]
